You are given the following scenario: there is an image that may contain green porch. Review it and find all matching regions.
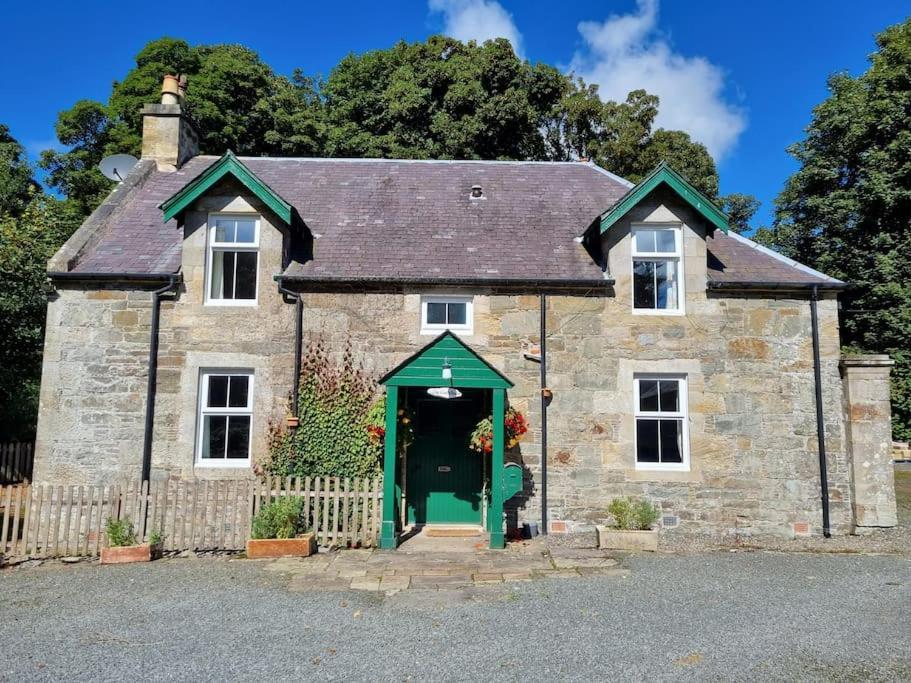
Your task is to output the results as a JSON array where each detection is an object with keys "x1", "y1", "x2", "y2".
[{"x1": 378, "y1": 331, "x2": 521, "y2": 550}]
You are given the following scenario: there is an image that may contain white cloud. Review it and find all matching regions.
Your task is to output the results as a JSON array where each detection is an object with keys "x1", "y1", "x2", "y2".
[
  {"x1": 429, "y1": 0, "x2": 524, "y2": 57},
  {"x1": 570, "y1": 0, "x2": 745, "y2": 160}
]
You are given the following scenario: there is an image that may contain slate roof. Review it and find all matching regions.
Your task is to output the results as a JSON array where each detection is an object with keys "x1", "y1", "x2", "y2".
[{"x1": 66, "y1": 154, "x2": 842, "y2": 289}]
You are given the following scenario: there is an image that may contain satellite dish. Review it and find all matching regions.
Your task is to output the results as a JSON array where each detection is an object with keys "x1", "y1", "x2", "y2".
[{"x1": 99, "y1": 154, "x2": 139, "y2": 182}]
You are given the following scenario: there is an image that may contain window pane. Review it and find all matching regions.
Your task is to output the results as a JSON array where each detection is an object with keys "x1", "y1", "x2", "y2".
[
  {"x1": 226, "y1": 417, "x2": 251, "y2": 459},
  {"x1": 228, "y1": 375, "x2": 249, "y2": 408},
  {"x1": 658, "y1": 380, "x2": 679, "y2": 412},
  {"x1": 207, "y1": 376, "x2": 229, "y2": 407},
  {"x1": 655, "y1": 229, "x2": 676, "y2": 253},
  {"x1": 234, "y1": 251, "x2": 257, "y2": 300},
  {"x1": 202, "y1": 415, "x2": 227, "y2": 459},
  {"x1": 633, "y1": 260, "x2": 656, "y2": 309},
  {"x1": 655, "y1": 260, "x2": 678, "y2": 310},
  {"x1": 636, "y1": 419, "x2": 660, "y2": 462},
  {"x1": 426, "y1": 302, "x2": 446, "y2": 325},
  {"x1": 634, "y1": 230, "x2": 656, "y2": 253},
  {"x1": 214, "y1": 219, "x2": 234, "y2": 243},
  {"x1": 210, "y1": 250, "x2": 228, "y2": 299},
  {"x1": 659, "y1": 419, "x2": 683, "y2": 463},
  {"x1": 447, "y1": 302, "x2": 467, "y2": 325},
  {"x1": 639, "y1": 379, "x2": 659, "y2": 412},
  {"x1": 234, "y1": 220, "x2": 256, "y2": 244}
]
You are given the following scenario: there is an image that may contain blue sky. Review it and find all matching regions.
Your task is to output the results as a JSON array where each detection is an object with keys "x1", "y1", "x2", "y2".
[{"x1": 3, "y1": 0, "x2": 908, "y2": 227}]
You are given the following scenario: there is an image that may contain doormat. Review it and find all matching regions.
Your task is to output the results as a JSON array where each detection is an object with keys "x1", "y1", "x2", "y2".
[{"x1": 424, "y1": 526, "x2": 483, "y2": 538}]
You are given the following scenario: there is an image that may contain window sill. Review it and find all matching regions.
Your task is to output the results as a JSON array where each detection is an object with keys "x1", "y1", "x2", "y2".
[
  {"x1": 631, "y1": 308, "x2": 686, "y2": 317},
  {"x1": 420, "y1": 326, "x2": 474, "y2": 336},
  {"x1": 204, "y1": 300, "x2": 259, "y2": 308},
  {"x1": 195, "y1": 460, "x2": 252, "y2": 469}
]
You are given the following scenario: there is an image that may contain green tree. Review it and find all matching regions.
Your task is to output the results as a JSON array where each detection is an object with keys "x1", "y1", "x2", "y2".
[
  {"x1": 0, "y1": 124, "x2": 38, "y2": 217},
  {"x1": 754, "y1": 19, "x2": 911, "y2": 439},
  {"x1": 721, "y1": 192, "x2": 761, "y2": 233},
  {"x1": 552, "y1": 86, "x2": 721, "y2": 198},
  {"x1": 322, "y1": 36, "x2": 566, "y2": 160},
  {"x1": 40, "y1": 38, "x2": 325, "y2": 216},
  {"x1": 0, "y1": 194, "x2": 82, "y2": 439}
]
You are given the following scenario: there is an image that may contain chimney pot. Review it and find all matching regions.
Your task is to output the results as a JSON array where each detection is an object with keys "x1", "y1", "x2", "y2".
[
  {"x1": 470, "y1": 184, "x2": 483, "y2": 199},
  {"x1": 161, "y1": 74, "x2": 180, "y2": 105}
]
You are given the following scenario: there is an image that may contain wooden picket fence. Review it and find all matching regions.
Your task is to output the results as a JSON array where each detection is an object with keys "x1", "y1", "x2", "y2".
[
  {"x1": 0, "y1": 443, "x2": 34, "y2": 485},
  {"x1": 0, "y1": 475, "x2": 382, "y2": 562}
]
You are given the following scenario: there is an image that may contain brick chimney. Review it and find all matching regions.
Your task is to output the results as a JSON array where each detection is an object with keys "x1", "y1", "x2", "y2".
[{"x1": 140, "y1": 74, "x2": 199, "y2": 170}]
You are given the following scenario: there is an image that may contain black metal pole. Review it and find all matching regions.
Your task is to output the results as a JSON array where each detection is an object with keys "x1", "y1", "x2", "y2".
[
  {"x1": 810, "y1": 286, "x2": 831, "y2": 538},
  {"x1": 540, "y1": 293, "x2": 548, "y2": 536},
  {"x1": 141, "y1": 275, "x2": 179, "y2": 483},
  {"x1": 277, "y1": 282, "x2": 304, "y2": 416}
]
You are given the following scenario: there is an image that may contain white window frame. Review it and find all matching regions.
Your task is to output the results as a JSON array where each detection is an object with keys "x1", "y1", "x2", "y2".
[
  {"x1": 420, "y1": 295, "x2": 474, "y2": 335},
  {"x1": 205, "y1": 213, "x2": 260, "y2": 307},
  {"x1": 633, "y1": 374, "x2": 690, "y2": 472},
  {"x1": 630, "y1": 224, "x2": 685, "y2": 316},
  {"x1": 195, "y1": 369, "x2": 254, "y2": 468}
]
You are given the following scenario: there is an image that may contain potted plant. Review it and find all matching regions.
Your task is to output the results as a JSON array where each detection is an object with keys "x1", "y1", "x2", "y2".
[
  {"x1": 469, "y1": 407, "x2": 529, "y2": 454},
  {"x1": 597, "y1": 497, "x2": 660, "y2": 551},
  {"x1": 246, "y1": 497, "x2": 316, "y2": 559},
  {"x1": 100, "y1": 517, "x2": 162, "y2": 564}
]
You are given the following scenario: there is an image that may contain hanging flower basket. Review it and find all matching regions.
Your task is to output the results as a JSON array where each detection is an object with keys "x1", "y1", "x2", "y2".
[{"x1": 469, "y1": 407, "x2": 529, "y2": 454}]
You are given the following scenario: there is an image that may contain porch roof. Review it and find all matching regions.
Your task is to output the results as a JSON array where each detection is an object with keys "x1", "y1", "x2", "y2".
[{"x1": 379, "y1": 331, "x2": 513, "y2": 389}]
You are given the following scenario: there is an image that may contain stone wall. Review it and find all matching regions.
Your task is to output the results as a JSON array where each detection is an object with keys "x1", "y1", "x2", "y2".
[
  {"x1": 34, "y1": 286, "x2": 156, "y2": 484},
  {"x1": 35, "y1": 185, "x2": 873, "y2": 537},
  {"x1": 841, "y1": 355, "x2": 897, "y2": 528}
]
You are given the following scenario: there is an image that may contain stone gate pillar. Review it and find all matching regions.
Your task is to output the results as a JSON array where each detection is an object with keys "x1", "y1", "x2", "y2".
[{"x1": 840, "y1": 354, "x2": 897, "y2": 529}]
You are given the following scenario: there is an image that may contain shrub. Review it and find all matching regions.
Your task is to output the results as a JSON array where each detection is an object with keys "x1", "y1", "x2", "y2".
[
  {"x1": 148, "y1": 530, "x2": 163, "y2": 546},
  {"x1": 105, "y1": 517, "x2": 138, "y2": 547},
  {"x1": 607, "y1": 497, "x2": 659, "y2": 531},
  {"x1": 251, "y1": 498, "x2": 307, "y2": 540}
]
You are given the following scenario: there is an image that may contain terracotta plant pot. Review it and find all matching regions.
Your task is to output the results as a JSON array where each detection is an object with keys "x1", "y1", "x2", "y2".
[
  {"x1": 286, "y1": 415, "x2": 300, "y2": 428},
  {"x1": 596, "y1": 526, "x2": 659, "y2": 552},
  {"x1": 100, "y1": 542, "x2": 157, "y2": 565},
  {"x1": 246, "y1": 532, "x2": 316, "y2": 559}
]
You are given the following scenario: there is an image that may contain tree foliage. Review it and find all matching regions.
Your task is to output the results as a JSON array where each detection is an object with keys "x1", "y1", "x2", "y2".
[
  {"x1": 754, "y1": 19, "x2": 911, "y2": 439},
  {"x1": 0, "y1": 124, "x2": 38, "y2": 217},
  {"x1": 40, "y1": 35, "x2": 727, "y2": 219},
  {"x1": 0, "y1": 192, "x2": 82, "y2": 439}
]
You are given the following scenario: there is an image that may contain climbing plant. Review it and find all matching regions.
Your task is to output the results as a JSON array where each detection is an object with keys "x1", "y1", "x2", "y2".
[{"x1": 259, "y1": 341, "x2": 383, "y2": 479}]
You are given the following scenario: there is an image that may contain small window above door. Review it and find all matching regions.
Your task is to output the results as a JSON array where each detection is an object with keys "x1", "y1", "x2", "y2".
[{"x1": 420, "y1": 296, "x2": 473, "y2": 335}]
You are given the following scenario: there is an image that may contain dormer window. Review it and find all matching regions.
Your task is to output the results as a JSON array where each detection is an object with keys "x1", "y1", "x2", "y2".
[
  {"x1": 631, "y1": 225, "x2": 684, "y2": 314},
  {"x1": 207, "y1": 215, "x2": 259, "y2": 305}
]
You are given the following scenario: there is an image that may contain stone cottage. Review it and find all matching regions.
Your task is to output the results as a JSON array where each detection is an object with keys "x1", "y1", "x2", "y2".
[{"x1": 35, "y1": 78, "x2": 897, "y2": 547}]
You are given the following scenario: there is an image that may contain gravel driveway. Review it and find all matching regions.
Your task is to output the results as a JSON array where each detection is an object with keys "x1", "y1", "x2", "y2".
[{"x1": 2, "y1": 551, "x2": 909, "y2": 681}]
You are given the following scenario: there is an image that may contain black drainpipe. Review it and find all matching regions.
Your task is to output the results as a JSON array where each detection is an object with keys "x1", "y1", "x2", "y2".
[
  {"x1": 141, "y1": 275, "x2": 180, "y2": 483},
  {"x1": 277, "y1": 281, "x2": 303, "y2": 416},
  {"x1": 810, "y1": 285, "x2": 831, "y2": 538},
  {"x1": 540, "y1": 293, "x2": 548, "y2": 536}
]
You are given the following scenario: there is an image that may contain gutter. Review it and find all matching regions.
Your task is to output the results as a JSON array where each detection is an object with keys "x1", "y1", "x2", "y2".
[
  {"x1": 276, "y1": 274, "x2": 615, "y2": 291},
  {"x1": 141, "y1": 274, "x2": 181, "y2": 483},
  {"x1": 48, "y1": 271, "x2": 178, "y2": 283},
  {"x1": 276, "y1": 282, "x2": 304, "y2": 417},
  {"x1": 708, "y1": 280, "x2": 847, "y2": 292},
  {"x1": 809, "y1": 285, "x2": 832, "y2": 538}
]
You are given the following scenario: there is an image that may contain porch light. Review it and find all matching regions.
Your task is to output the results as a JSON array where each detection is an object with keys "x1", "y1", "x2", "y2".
[{"x1": 441, "y1": 358, "x2": 452, "y2": 381}]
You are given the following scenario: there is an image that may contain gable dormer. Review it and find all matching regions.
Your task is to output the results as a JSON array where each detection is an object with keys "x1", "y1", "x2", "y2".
[{"x1": 596, "y1": 163, "x2": 729, "y2": 315}]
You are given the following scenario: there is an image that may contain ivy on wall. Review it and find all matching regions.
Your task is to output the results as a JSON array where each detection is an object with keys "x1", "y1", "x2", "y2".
[{"x1": 259, "y1": 342, "x2": 384, "y2": 479}]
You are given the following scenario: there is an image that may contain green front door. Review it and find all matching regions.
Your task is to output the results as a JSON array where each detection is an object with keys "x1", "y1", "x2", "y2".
[{"x1": 407, "y1": 395, "x2": 483, "y2": 525}]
